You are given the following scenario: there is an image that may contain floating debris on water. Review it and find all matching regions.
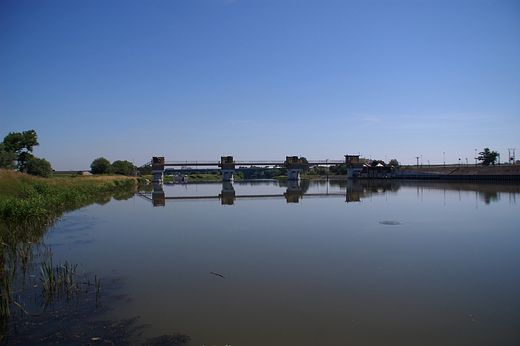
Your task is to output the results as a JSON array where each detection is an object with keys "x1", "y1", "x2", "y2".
[
  {"x1": 144, "y1": 333, "x2": 191, "y2": 345},
  {"x1": 210, "y1": 272, "x2": 226, "y2": 279},
  {"x1": 379, "y1": 221, "x2": 401, "y2": 225}
]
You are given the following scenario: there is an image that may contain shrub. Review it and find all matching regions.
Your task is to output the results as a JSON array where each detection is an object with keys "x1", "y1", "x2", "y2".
[{"x1": 26, "y1": 157, "x2": 52, "y2": 178}]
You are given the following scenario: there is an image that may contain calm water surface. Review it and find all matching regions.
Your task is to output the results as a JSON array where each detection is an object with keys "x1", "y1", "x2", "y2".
[{"x1": 47, "y1": 180, "x2": 520, "y2": 345}]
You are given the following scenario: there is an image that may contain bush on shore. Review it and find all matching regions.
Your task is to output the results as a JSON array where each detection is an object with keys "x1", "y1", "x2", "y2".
[{"x1": 25, "y1": 157, "x2": 52, "y2": 178}]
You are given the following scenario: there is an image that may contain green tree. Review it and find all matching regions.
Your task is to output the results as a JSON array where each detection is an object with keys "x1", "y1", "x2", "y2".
[
  {"x1": 300, "y1": 156, "x2": 309, "y2": 172},
  {"x1": 0, "y1": 143, "x2": 17, "y2": 169},
  {"x1": 112, "y1": 160, "x2": 134, "y2": 175},
  {"x1": 329, "y1": 164, "x2": 347, "y2": 175},
  {"x1": 2, "y1": 129, "x2": 39, "y2": 171},
  {"x1": 18, "y1": 151, "x2": 35, "y2": 172},
  {"x1": 138, "y1": 165, "x2": 152, "y2": 175},
  {"x1": 478, "y1": 148, "x2": 499, "y2": 166},
  {"x1": 90, "y1": 157, "x2": 112, "y2": 174},
  {"x1": 26, "y1": 157, "x2": 53, "y2": 178},
  {"x1": 314, "y1": 166, "x2": 327, "y2": 175},
  {"x1": 389, "y1": 159, "x2": 400, "y2": 167}
]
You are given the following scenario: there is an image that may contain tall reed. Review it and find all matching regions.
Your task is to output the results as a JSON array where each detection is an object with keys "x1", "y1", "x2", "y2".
[{"x1": 1, "y1": 244, "x2": 101, "y2": 332}]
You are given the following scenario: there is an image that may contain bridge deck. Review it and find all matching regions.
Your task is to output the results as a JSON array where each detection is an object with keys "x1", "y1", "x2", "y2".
[{"x1": 160, "y1": 160, "x2": 345, "y2": 167}]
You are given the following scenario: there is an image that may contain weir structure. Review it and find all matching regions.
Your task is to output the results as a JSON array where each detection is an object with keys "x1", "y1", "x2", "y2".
[
  {"x1": 147, "y1": 155, "x2": 355, "y2": 182},
  {"x1": 144, "y1": 155, "x2": 520, "y2": 184},
  {"x1": 146, "y1": 155, "x2": 372, "y2": 183}
]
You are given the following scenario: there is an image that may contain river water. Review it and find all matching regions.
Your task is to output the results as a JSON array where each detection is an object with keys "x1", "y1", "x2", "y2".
[{"x1": 43, "y1": 180, "x2": 519, "y2": 345}]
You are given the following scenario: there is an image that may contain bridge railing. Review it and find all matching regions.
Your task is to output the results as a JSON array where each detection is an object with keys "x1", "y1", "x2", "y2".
[
  {"x1": 235, "y1": 161, "x2": 285, "y2": 165},
  {"x1": 306, "y1": 160, "x2": 345, "y2": 165},
  {"x1": 165, "y1": 161, "x2": 221, "y2": 166},
  {"x1": 161, "y1": 160, "x2": 347, "y2": 166},
  {"x1": 137, "y1": 160, "x2": 152, "y2": 169}
]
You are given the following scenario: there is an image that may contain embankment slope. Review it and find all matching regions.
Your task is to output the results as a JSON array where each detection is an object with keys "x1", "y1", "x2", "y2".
[{"x1": 400, "y1": 165, "x2": 520, "y2": 176}]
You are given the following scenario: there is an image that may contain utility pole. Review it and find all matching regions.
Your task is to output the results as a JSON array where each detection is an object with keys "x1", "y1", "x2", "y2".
[{"x1": 415, "y1": 156, "x2": 420, "y2": 167}]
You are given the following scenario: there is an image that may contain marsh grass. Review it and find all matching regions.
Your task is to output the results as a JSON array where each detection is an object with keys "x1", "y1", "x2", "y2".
[
  {"x1": 1, "y1": 235, "x2": 44, "y2": 329},
  {"x1": 39, "y1": 257, "x2": 101, "y2": 311},
  {"x1": 1, "y1": 241, "x2": 102, "y2": 338}
]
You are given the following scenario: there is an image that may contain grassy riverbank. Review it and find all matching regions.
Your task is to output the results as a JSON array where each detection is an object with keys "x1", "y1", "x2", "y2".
[{"x1": 0, "y1": 169, "x2": 141, "y2": 231}]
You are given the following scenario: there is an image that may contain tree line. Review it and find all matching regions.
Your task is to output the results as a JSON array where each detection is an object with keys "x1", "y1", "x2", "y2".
[
  {"x1": 0, "y1": 130, "x2": 138, "y2": 177},
  {"x1": 90, "y1": 157, "x2": 136, "y2": 175}
]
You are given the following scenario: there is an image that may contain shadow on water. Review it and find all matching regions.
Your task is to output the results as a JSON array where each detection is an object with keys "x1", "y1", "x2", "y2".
[{"x1": 2, "y1": 273, "x2": 190, "y2": 345}]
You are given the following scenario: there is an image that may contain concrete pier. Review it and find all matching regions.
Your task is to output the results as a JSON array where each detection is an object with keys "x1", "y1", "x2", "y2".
[
  {"x1": 152, "y1": 156, "x2": 165, "y2": 183},
  {"x1": 219, "y1": 156, "x2": 235, "y2": 181},
  {"x1": 285, "y1": 156, "x2": 302, "y2": 180},
  {"x1": 345, "y1": 155, "x2": 364, "y2": 178}
]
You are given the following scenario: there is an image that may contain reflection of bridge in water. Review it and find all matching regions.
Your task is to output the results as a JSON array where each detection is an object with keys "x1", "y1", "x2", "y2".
[
  {"x1": 135, "y1": 179, "x2": 519, "y2": 207},
  {"x1": 136, "y1": 180, "x2": 370, "y2": 207}
]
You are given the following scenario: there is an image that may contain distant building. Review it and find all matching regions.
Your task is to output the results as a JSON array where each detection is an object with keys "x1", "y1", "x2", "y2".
[
  {"x1": 175, "y1": 173, "x2": 188, "y2": 182},
  {"x1": 359, "y1": 163, "x2": 394, "y2": 178}
]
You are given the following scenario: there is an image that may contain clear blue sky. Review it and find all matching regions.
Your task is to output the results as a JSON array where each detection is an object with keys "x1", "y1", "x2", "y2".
[{"x1": 1, "y1": 0, "x2": 519, "y2": 170}]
